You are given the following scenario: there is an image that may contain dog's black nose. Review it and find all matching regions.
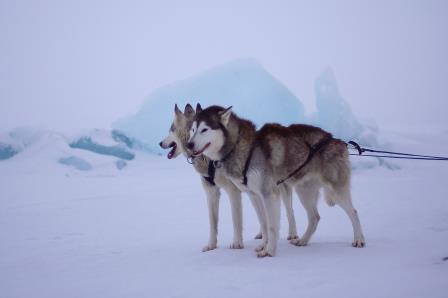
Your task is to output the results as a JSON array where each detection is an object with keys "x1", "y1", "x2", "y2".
[
  {"x1": 159, "y1": 141, "x2": 163, "y2": 148},
  {"x1": 186, "y1": 142, "x2": 194, "y2": 150}
]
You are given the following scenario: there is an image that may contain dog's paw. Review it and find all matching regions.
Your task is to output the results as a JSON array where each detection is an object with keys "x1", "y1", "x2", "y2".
[
  {"x1": 256, "y1": 249, "x2": 273, "y2": 258},
  {"x1": 352, "y1": 240, "x2": 365, "y2": 248},
  {"x1": 229, "y1": 242, "x2": 244, "y2": 249},
  {"x1": 202, "y1": 244, "x2": 217, "y2": 252},
  {"x1": 254, "y1": 233, "x2": 262, "y2": 240},
  {"x1": 290, "y1": 238, "x2": 308, "y2": 246},
  {"x1": 287, "y1": 234, "x2": 299, "y2": 241}
]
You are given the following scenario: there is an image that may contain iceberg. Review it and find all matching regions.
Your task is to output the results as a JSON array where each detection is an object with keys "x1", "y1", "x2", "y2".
[
  {"x1": 312, "y1": 67, "x2": 379, "y2": 147},
  {"x1": 0, "y1": 127, "x2": 149, "y2": 171},
  {"x1": 1, "y1": 61, "x2": 391, "y2": 170},
  {"x1": 313, "y1": 67, "x2": 364, "y2": 142},
  {"x1": 69, "y1": 136, "x2": 135, "y2": 161},
  {"x1": 58, "y1": 156, "x2": 92, "y2": 171},
  {"x1": 112, "y1": 60, "x2": 394, "y2": 169},
  {"x1": 115, "y1": 159, "x2": 127, "y2": 170},
  {"x1": 68, "y1": 129, "x2": 140, "y2": 160},
  {"x1": 0, "y1": 143, "x2": 19, "y2": 160},
  {"x1": 114, "y1": 59, "x2": 306, "y2": 154}
]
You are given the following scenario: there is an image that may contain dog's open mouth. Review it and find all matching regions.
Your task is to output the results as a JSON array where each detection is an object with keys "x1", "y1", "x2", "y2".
[
  {"x1": 167, "y1": 142, "x2": 177, "y2": 159},
  {"x1": 192, "y1": 142, "x2": 211, "y2": 156}
]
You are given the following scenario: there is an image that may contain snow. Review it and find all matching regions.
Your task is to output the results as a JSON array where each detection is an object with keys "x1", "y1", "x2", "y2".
[{"x1": 1, "y1": 128, "x2": 447, "y2": 298}]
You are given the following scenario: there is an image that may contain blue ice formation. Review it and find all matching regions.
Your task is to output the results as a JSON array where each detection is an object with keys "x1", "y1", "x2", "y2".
[
  {"x1": 69, "y1": 137, "x2": 135, "y2": 160},
  {"x1": 313, "y1": 68, "x2": 363, "y2": 141},
  {"x1": 115, "y1": 159, "x2": 127, "y2": 170},
  {"x1": 112, "y1": 130, "x2": 134, "y2": 148},
  {"x1": 0, "y1": 143, "x2": 19, "y2": 160},
  {"x1": 114, "y1": 59, "x2": 306, "y2": 154},
  {"x1": 312, "y1": 67, "x2": 374, "y2": 145},
  {"x1": 58, "y1": 156, "x2": 92, "y2": 171},
  {"x1": 111, "y1": 129, "x2": 153, "y2": 152},
  {"x1": 114, "y1": 59, "x2": 382, "y2": 163}
]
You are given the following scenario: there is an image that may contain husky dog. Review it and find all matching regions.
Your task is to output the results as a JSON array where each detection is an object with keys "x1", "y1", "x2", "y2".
[
  {"x1": 159, "y1": 104, "x2": 298, "y2": 252},
  {"x1": 188, "y1": 105, "x2": 365, "y2": 257}
]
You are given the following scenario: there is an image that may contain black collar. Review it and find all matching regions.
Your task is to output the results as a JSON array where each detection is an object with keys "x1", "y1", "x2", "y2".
[{"x1": 212, "y1": 128, "x2": 241, "y2": 169}]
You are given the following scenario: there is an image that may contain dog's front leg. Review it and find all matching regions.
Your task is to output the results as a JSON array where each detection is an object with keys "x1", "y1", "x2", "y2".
[
  {"x1": 258, "y1": 191, "x2": 281, "y2": 258},
  {"x1": 202, "y1": 179, "x2": 220, "y2": 252},
  {"x1": 223, "y1": 184, "x2": 244, "y2": 249},
  {"x1": 248, "y1": 192, "x2": 268, "y2": 252}
]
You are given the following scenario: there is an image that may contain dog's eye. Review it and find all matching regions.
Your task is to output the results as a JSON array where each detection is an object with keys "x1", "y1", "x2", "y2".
[{"x1": 201, "y1": 128, "x2": 208, "y2": 133}]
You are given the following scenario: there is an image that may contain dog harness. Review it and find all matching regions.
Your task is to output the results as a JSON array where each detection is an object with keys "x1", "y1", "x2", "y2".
[
  {"x1": 276, "y1": 136, "x2": 334, "y2": 185},
  {"x1": 200, "y1": 135, "x2": 334, "y2": 187},
  {"x1": 186, "y1": 155, "x2": 216, "y2": 186},
  {"x1": 203, "y1": 161, "x2": 216, "y2": 186},
  {"x1": 202, "y1": 129, "x2": 242, "y2": 186}
]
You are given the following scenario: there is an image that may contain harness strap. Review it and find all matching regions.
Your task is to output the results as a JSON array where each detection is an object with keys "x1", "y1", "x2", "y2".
[
  {"x1": 242, "y1": 144, "x2": 256, "y2": 185},
  {"x1": 276, "y1": 136, "x2": 333, "y2": 185},
  {"x1": 203, "y1": 160, "x2": 216, "y2": 186}
]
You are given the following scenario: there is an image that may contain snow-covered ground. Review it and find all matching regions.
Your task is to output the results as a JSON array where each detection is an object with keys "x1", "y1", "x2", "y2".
[{"x1": 1, "y1": 128, "x2": 447, "y2": 298}]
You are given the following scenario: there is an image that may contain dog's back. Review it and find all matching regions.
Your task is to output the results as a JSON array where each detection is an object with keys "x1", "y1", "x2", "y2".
[{"x1": 254, "y1": 123, "x2": 350, "y2": 192}]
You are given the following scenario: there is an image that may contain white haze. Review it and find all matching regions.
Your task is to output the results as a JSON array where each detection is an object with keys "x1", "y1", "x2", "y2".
[{"x1": 1, "y1": 0, "x2": 447, "y2": 132}]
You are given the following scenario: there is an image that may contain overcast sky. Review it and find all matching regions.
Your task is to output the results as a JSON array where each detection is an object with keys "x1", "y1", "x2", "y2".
[{"x1": 1, "y1": 0, "x2": 447, "y2": 132}]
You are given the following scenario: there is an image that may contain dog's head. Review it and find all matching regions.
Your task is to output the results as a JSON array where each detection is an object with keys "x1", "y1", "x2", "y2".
[
  {"x1": 159, "y1": 103, "x2": 196, "y2": 159},
  {"x1": 187, "y1": 105, "x2": 232, "y2": 161}
]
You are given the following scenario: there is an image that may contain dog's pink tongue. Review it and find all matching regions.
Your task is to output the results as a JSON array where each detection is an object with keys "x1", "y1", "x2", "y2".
[{"x1": 167, "y1": 146, "x2": 175, "y2": 159}]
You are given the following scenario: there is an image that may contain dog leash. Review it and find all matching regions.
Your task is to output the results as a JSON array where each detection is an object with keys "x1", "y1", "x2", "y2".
[{"x1": 347, "y1": 141, "x2": 448, "y2": 161}]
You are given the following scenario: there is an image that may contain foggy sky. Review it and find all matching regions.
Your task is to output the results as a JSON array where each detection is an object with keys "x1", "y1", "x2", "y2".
[{"x1": 1, "y1": 0, "x2": 447, "y2": 132}]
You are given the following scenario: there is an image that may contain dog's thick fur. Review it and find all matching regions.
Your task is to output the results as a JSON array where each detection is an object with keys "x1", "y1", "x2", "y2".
[
  {"x1": 160, "y1": 104, "x2": 298, "y2": 252},
  {"x1": 188, "y1": 105, "x2": 365, "y2": 257}
]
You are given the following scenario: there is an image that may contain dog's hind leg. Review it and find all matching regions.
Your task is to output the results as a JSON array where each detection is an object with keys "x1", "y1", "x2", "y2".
[
  {"x1": 291, "y1": 180, "x2": 320, "y2": 247},
  {"x1": 223, "y1": 183, "x2": 244, "y2": 249},
  {"x1": 248, "y1": 192, "x2": 268, "y2": 252},
  {"x1": 330, "y1": 185, "x2": 365, "y2": 248},
  {"x1": 280, "y1": 184, "x2": 298, "y2": 240},
  {"x1": 201, "y1": 180, "x2": 220, "y2": 252}
]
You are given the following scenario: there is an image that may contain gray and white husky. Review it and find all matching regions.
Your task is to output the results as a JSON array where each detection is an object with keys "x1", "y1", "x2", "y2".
[
  {"x1": 159, "y1": 104, "x2": 298, "y2": 252},
  {"x1": 188, "y1": 105, "x2": 365, "y2": 257}
]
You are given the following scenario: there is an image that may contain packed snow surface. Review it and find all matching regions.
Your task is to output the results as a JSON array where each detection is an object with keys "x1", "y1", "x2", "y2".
[{"x1": 1, "y1": 128, "x2": 447, "y2": 298}]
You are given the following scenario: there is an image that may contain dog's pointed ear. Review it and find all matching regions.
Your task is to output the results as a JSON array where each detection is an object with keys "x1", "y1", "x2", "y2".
[
  {"x1": 196, "y1": 103, "x2": 203, "y2": 113},
  {"x1": 219, "y1": 106, "x2": 233, "y2": 126},
  {"x1": 184, "y1": 103, "x2": 194, "y2": 117},
  {"x1": 174, "y1": 104, "x2": 182, "y2": 117}
]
